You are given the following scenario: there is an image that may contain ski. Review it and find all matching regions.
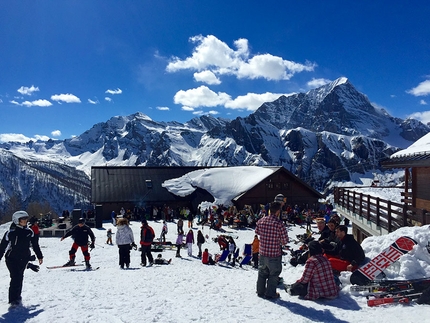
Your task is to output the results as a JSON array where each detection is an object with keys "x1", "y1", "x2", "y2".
[
  {"x1": 367, "y1": 292, "x2": 422, "y2": 307},
  {"x1": 70, "y1": 266, "x2": 100, "y2": 272},
  {"x1": 350, "y1": 277, "x2": 430, "y2": 293},
  {"x1": 350, "y1": 236, "x2": 417, "y2": 285},
  {"x1": 47, "y1": 264, "x2": 84, "y2": 269}
]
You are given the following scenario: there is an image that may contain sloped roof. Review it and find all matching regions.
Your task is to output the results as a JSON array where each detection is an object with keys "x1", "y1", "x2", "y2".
[
  {"x1": 91, "y1": 166, "x2": 205, "y2": 203},
  {"x1": 383, "y1": 132, "x2": 430, "y2": 168}
]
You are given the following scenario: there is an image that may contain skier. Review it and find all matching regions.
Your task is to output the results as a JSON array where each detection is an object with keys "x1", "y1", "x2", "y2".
[
  {"x1": 61, "y1": 218, "x2": 96, "y2": 269},
  {"x1": 0, "y1": 211, "x2": 44, "y2": 307}
]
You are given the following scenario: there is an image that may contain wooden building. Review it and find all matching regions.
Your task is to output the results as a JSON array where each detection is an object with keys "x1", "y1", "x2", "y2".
[{"x1": 91, "y1": 166, "x2": 323, "y2": 220}]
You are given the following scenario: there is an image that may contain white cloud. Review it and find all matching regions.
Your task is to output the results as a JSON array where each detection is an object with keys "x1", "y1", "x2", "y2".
[
  {"x1": 225, "y1": 92, "x2": 289, "y2": 111},
  {"x1": 208, "y1": 110, "x2": 219, "y2": 115},
  {"x1": 236, "y1": 54, "x2": 315, "y2": 80},
  {"x1": 11, "y1": 99, "x2": 53, "y2": 107},
  {"x1": 105, "y1": 88, "x2": 123, "y2": 95},
  {"x1": 173, "y1": 86, "x2": 231, "y2": 108},
  {"x1": 0, "y1": 133, "x2": 49, "y2": 143},
  {"x1": 420, "y1": 99, "x2": 428, "y2": 105},
  {"x1": 156, "y1": 106, "x2": 170, "y2": 111},
  {"x1": 407, "y1": 80, "x2": 430, "y2": 96},
  {"x1": 51, "y1": 94, "x2": 81, "y2": 103},
  {"x1": 166, "y1": 35, "x2": 315, "y2": 81},
  {"x1": 408, "y1": 111, "x2": 430, "y2": 124},
  {"x1": 193, "y1": 70, "x2": 221, "y2": 85},
  {"x1": 105, "y1": 97, "x2": 112, "y2": 102},
  {"x1": 175, "y1": 86, "x2": 291, "y2": 112},
  {"x1": 51, "y1": 130, "x2": 61, "y2": 137},
  {"x1": 307, "y1": 78, "x2": 331, "y2": 88},
  {"x1": 192, "y1": 110, "x2": 204, "y2": 115},
  {"x1": 88, "y1": 99, "x2": 99, "y2": 104},
  {"x1": 17, "y1": 85, "x2": 39, "y2": 96}
]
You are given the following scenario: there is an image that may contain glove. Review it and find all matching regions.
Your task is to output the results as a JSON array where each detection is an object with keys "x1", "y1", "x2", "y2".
[
  {"x1": 90, "y1": 242, "x2": 95, "y2": 249},
  {"x1": 27, "y1": 263, "x2": 40, "y2": 272},
  {"x1": 131, "y1": 242, "x2": 137, "y2": 250},
  {"x1": 29, "y1": 255, "x2": 36, "y2": 261}
]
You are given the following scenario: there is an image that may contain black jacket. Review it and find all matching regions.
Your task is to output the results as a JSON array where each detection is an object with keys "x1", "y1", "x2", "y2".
[
  {"x1": 63, "y1": 224, "x2": 95, "y2": 246},
  {"x1": 336, "y1": 234, "x2": 365, "y2": 266},
  {"x1": 0, "y1": 225, "x2": 43, "y2": 261}
]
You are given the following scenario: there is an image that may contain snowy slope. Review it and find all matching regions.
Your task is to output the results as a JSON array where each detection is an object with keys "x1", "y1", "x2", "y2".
[{"x1": 1, "y1": 219, "x2": 430, "y2": 322}]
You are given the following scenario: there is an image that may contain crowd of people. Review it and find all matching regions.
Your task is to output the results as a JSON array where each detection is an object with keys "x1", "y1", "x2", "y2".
[{"x1": 0, "y1": 194, "x2": 367, "y2": 308}]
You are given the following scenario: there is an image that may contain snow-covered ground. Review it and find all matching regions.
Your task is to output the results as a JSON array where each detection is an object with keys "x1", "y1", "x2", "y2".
[{"x1": 1, "y1": 218, "x2": 430, "y2": 323}]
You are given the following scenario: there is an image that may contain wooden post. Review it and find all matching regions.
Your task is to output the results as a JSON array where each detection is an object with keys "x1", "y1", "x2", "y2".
[
  {"x1": 376, "y1": 197, "x2": 380, "y2": 227},
  {"x1": 387, "y1": 200, "x2": 392, "y2": 232}
]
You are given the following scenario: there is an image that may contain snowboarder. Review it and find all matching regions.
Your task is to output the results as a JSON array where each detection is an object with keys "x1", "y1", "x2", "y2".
[{"x1": 61, "y1": 218, "x2": 95, "y2": 269}]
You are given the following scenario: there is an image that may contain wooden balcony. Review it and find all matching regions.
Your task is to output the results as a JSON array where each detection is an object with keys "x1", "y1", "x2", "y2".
[{"x1": 333, "y1": 187, "x2": 430, "y2": 234}]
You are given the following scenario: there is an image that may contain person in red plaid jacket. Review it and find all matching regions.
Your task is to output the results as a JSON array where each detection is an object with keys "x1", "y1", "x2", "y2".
[
  {"x1": 255, "y1": 200, "x2": 289, "y2": 299},
  {"x1": 290, "y1": 241, "x2": 340, "y2": 300}
]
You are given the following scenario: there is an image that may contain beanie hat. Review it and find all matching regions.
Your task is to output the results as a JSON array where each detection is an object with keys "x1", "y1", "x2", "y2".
[
  {"x1": 274, "y1": 194, "x2": 284, "y2": 203},
  {"x1": 308, "y1": 241, "x2": 323, "y2": 256},
  {"x1": 141, "y1": 219, "x2": 148, "y2": 225},
  {"x1": 78, "y1": 218, "x2": 85, "y2": 224}
]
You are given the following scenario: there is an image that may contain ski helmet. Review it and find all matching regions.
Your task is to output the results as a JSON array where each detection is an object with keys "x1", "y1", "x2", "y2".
[{"x1": 12, "y1": 211, "x2": 29, "y2": 225}]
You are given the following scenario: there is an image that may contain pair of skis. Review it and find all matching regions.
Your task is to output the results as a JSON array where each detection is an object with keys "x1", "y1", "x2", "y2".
[{"x1": 47, "y1": 264, "x2": 99, "y2": 271}]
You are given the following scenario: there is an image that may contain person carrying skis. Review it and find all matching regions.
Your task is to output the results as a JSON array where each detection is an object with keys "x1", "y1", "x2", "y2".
[
  {"x1": 0, "y1": 211, "x2": 44, "y2": 307},
  {"x1": 61, "y1": 218, "x2": 95, "y2": 269},
  {"x1": 140, "y1": 219, "x2": 155, "y2": 266}
]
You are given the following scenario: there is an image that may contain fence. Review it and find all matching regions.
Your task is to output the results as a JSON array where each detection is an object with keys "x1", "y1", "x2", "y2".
[{"x1": 333, "y1": 187, "x2": 430, "y2": 233}]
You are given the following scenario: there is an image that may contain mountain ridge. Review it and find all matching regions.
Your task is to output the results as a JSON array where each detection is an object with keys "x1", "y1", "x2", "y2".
[{"x1": 0, "y1": 77, "x2": 428, "y2": 216}]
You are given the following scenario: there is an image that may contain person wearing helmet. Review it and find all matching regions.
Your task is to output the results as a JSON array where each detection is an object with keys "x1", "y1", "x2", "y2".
[
  {"x1": 0, "y1": 211, "x2": 44, "y2": 307},
  {"x1": 61, "y1": 218, "x2": 96, "y2": 269}
]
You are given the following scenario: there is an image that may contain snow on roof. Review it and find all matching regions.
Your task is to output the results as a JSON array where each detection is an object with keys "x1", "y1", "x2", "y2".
[
  {"x1": 391, "y1": 132, "x2": 430, "y2": 158},
  {"x1": 162, "y1": 166, "x2": 275, "y2": 207}
]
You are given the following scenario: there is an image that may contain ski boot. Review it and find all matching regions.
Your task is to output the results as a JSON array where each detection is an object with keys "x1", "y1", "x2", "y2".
[
  {"x1": 85, "y1": 260, "x2": 92, "y2": 269},
  {"x1": 63, "y1": 257, "x2": 75, "y2": 267}
]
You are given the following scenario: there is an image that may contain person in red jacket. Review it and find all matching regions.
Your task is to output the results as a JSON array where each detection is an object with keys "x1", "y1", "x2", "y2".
[
  {"x1": 202, "y1": 248, "x2": 215, "y2": 265},
  {"x1": 140, "y1": 219, "x2": 155, "y2": 267}
]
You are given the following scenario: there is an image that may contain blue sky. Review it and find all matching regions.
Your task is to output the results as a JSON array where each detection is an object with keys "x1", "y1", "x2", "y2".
[{"x1": 1, "y1": 1, "x2": 430, "y2": 142}]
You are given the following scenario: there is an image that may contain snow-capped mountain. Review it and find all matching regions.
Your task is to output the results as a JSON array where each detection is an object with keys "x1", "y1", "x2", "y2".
[{"x1": 0, "y1": 78, "x2": 428, "y2": 216}]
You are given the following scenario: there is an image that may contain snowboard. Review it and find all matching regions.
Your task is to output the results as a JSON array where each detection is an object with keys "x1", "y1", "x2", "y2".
[{"x1": 350, "y1": 236, "x2": 417, "y2": 286}]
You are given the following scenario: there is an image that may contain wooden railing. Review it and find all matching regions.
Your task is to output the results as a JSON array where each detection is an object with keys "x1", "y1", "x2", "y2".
[{"x1": 333, "y1": 187, "x2": 430, "y2": 233}]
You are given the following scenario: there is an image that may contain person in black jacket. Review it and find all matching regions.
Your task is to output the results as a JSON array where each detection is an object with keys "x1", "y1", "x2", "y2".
[
  {"x1": 0, "y1": 211, "x2": 44, "y2": 306},
  {"x1": 326, "y1": 225, "x2": 365, "y2": 272},
  {"x1": 61, "y1": 218, "x2": 95, "y2": 269}
]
